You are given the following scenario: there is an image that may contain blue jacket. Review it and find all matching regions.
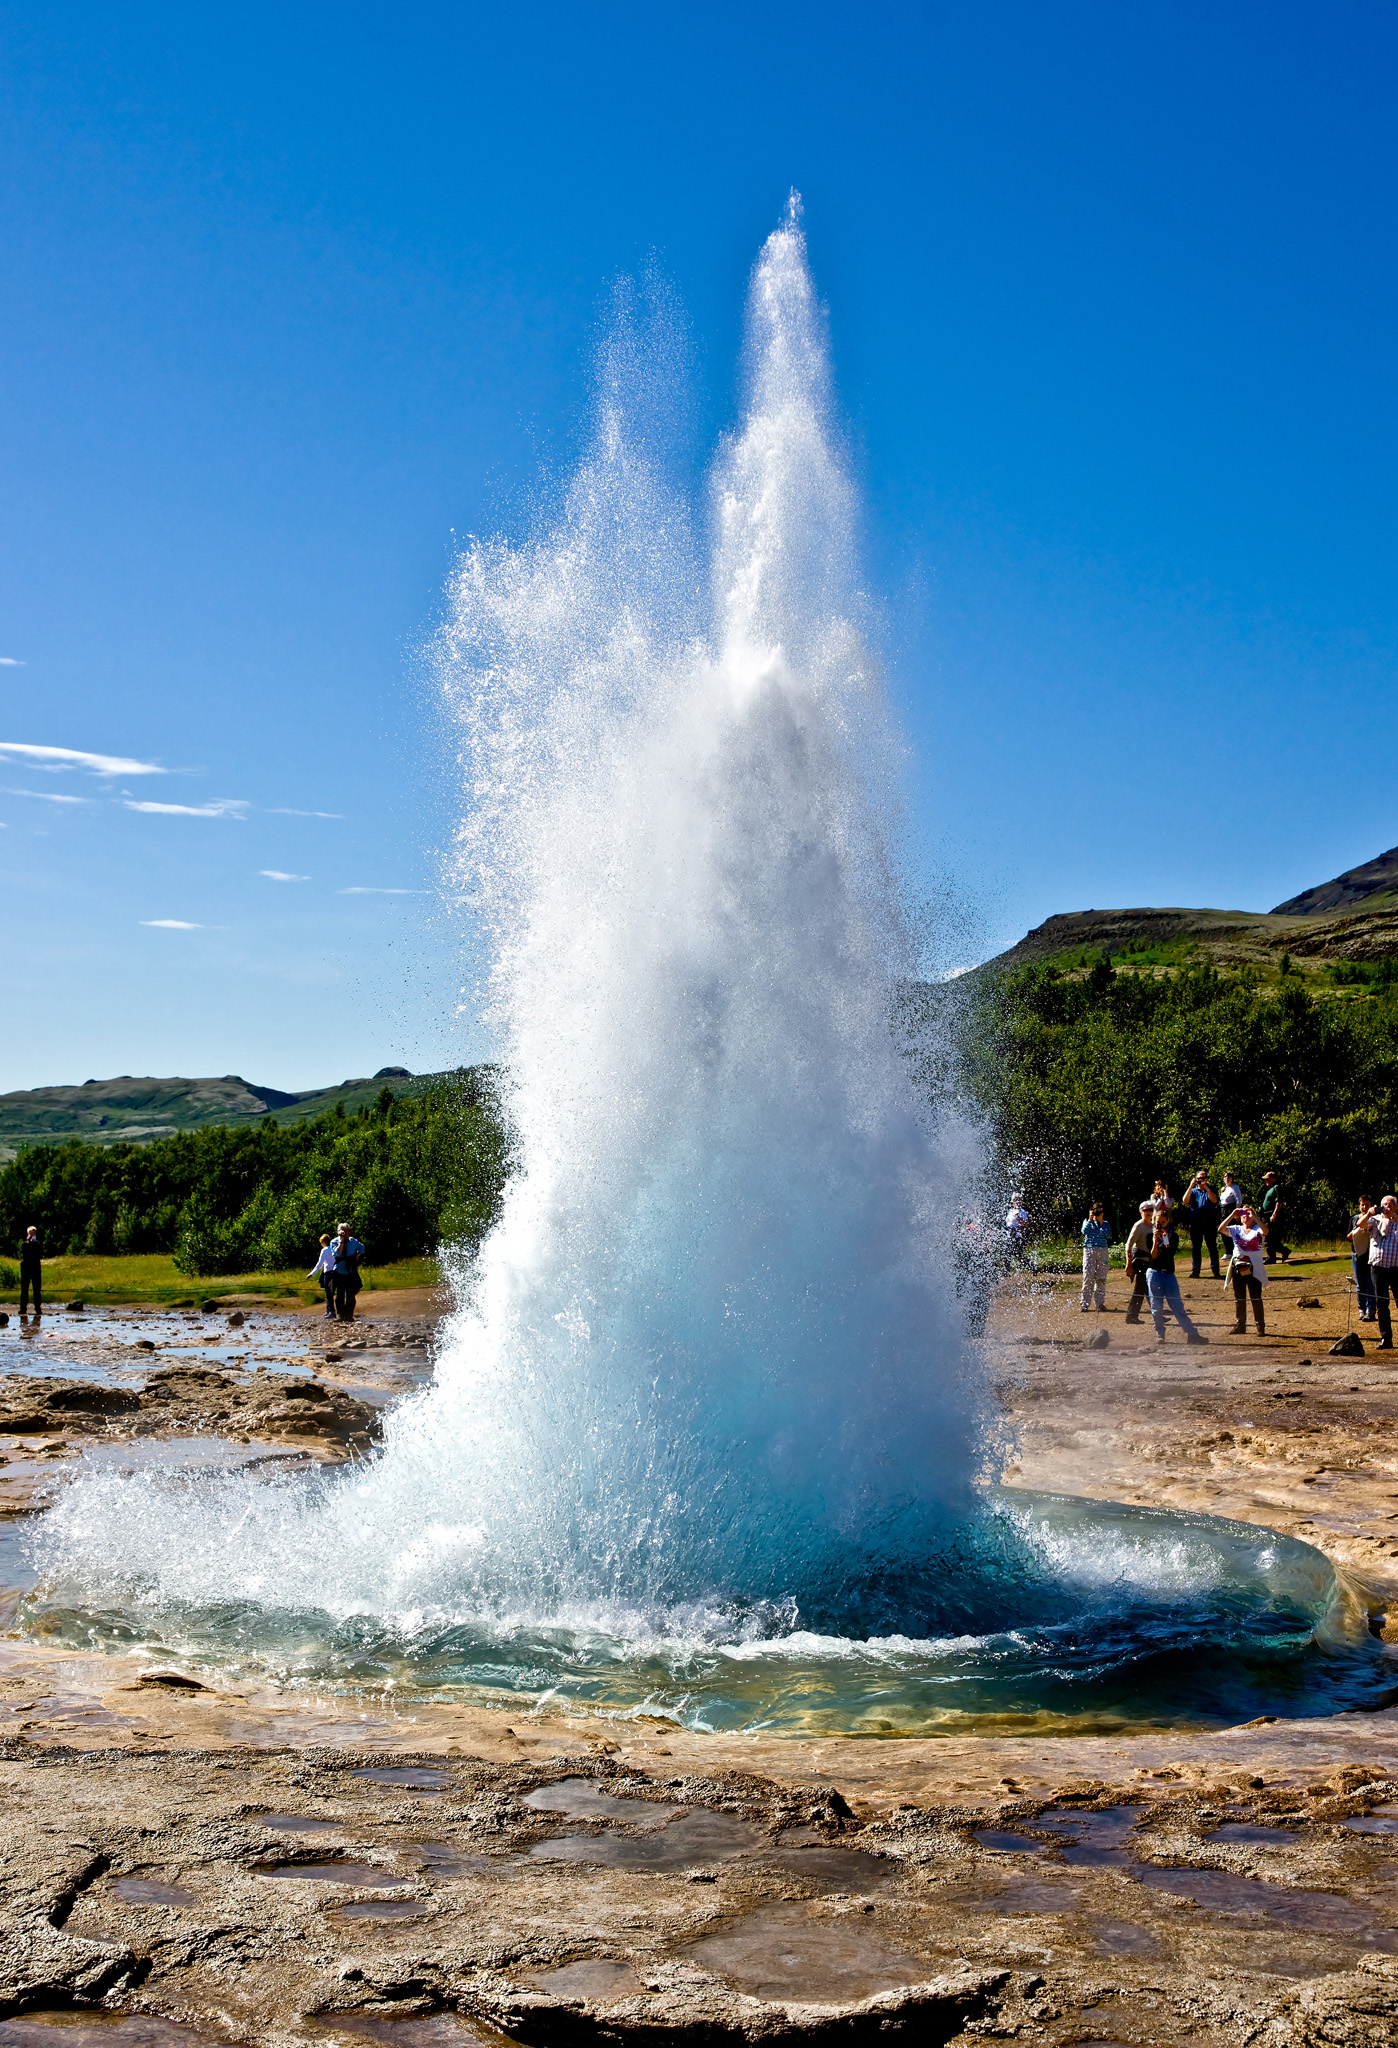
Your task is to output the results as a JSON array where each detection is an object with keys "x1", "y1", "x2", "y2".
[{"x1": 1081, "y1": 1217, "x2": 1112, "y2": 1249}]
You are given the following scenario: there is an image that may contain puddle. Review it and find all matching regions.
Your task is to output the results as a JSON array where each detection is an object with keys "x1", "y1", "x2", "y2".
[
  {"x1": 256, "y1": 1861, "x2": 406, "y2": 1887},
  {"x1": 1087, "y1": 1918, "x2": 1161, "y2": 1956},
  {"x1": 975, "y1": 1876, "x2": 1080, "y2": 1915},
  {"x1": 523, "y1": 1778, "x2": 681, "y2": 1828},
  {"x1": 254, "y1": 1812, "x2": 346, "y2": 1834},
  {"x1": 684, "y1": 1901, "x2": 927, "y2": 2004},
  {"x1": 402, "y1": 1841, "x2": 497, "y2": 1877},
  {"x1": 0, "y1": 1517, "x2": 39, "y2": 1593},
  {"x1": 523, "y1": 1960, "x2": 644, "y2": 2001},
  {"x1": 0, "y1": 2022, "x2": 217, "y2": 2047},
  {"x1": 765, "y1": 1844, "x2": 899, "y2": 1892},
  {"x1": 111, "y1": 1877, "x2": 197, "y2": 1906},
  {"x1": 1134, "y1": 1864, "x2": 1398, "y2": 1947},
  {"x1": 973, "y1": 1828, "x2": 1043, "y2": 1853},
  {"x1": 326, "y1": 2021, "x2": 503, "y2": 2048},
  {"x1": 1347, "y1": 1816, "x2": 1398, "y2": 1835},
  {"x1": 1207, "y1": 1823, "x2": 1300, "y2": 1846},
  {"x1": 334, "y1": 1899, "x2": 429, "y2": 1921},
  {"x1": 353, "y1": 1766, "x2": 452, "y2": 1792}
]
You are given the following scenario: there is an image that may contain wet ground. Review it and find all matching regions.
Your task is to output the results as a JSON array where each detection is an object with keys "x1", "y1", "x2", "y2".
[
  {"x1": 0, "y1": 1309, "x2": 435, "y2": 1518},
  {"x1": 4, "y1": 1279, "x2": 1398, "y2": 2042}
]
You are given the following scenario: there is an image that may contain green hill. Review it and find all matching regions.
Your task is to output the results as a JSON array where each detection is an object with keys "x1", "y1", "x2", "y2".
[{"x1": 0, "y1": 1067, "x2": 447, "y2": 1158}]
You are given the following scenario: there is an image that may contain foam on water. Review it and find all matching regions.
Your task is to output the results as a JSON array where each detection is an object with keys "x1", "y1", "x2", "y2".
[{"x1": 22, "y1": 206, "x2": 1396, "y2": 1729}]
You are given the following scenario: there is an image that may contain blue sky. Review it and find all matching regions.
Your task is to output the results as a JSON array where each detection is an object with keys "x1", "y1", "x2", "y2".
[{"x1": 2, "y1": 2, "x2": 1395, "y2": 1088}]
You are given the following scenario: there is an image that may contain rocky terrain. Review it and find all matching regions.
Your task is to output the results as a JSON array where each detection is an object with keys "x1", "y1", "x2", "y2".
[
  {"x1": 0, "y1": 1309, "x2": 437, "y2": 1517},
  {"x1": 2, "y1": 1283, "x2": 1398, "y2": 2043}
]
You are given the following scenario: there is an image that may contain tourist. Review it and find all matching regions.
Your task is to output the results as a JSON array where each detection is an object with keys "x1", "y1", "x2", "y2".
[
  {"x1": 1151, "y1": 1179, "x2": 1175, "y2": 1215},
  {"x1": 1181, "y1": 1170, "x2": 1221, "y2": 1279},
  {"x1": 1144, "y1": 1209, "x2": 1208, "y2": 1346},
  {"x1": 1079, "y1": 1202, "x2": 1111, "y2": 1311},
  {"x1": 1005, "y1": 1193, "x2": 1030, "y2": 1267},
  {"x1": 331, "y1": 1221, "x2": 367, "y2": 1322},
  {"x1": 1259, "y1": 1170, "x2": 1289, "y2": 1262},
  {"x1": 1364, "y1": 1196, "x2": 1398, "y2": 1352},
  {"x1": 307, "y1": 1233, "x2": 337, "y2": 1318},
  {"x1": 1123, "y1": 1201, "x2": 1156, "y2": 1325},
  {"x1": 1219, "y1": 1168, "x2": 1245, "y2": 1224},
  {"x1": 18, "y1": 1224, "x2": 41, "y2": 1318},
  {"x1": 1350, "y1": 1197, "x2": 1378, "y2": 1323},
  {"x1": 955, "y1": 1212, "x2": 998, "y2": 1337},
  {"x1": 1220, "y1": 1203, "x2": 1268, "y2": 1336}
]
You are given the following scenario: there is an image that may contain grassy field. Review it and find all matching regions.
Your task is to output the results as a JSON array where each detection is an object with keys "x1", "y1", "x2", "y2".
[{"x1": 0, "y1": 1253, "x2": 441, "y2": 1307}]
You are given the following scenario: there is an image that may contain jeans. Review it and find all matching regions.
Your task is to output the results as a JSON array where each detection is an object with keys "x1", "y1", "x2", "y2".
[
  {"x1": 333, "y1": 1273, "x2": 358, "y2": 1321},
  {"x1": 1081, "y1": 1246, "x2": 1108, "y2": 1308},
  {"x1": 1189, "y1": 1218, "x2": 1220, "y2": 1277},
  {"x1": 19, "y1": 1265, "x2": 40, "y2": 1313},
  {"x1": 322, "y1": 1275, "x2": 336, "y2": 1317},
  {"x1": 1354, "y1": 1256, "x2": 1376, "y2": 1317},
  {"x1": 1146, "y1": 1269, "x2": 1201, "y2": 1339},
  {"x1": 1374, "y1": 1265, "x2": 1398, "y2": 1344}
]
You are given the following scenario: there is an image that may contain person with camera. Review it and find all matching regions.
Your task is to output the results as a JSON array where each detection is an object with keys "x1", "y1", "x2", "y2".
[
  {"x1": 1221, "y1": 1203, "x2": 1267, "y2": 1335},
  {"x1": 1349, "y1": 1196, "x2": 1378, "y2": 1324},
  {"x1": 1364, "y1": 1195, "x2": 1398, "y2": 1352},
  {"x1": 1144, "y1": 1207, "x2": 1208, "y2": 1346},
  {"x1": 1182, "y1": 1170, "x2": 1221, "y2": 1279},
  {"x1": 1122, "y1": 1201, "x2": 1156, "y2": 1325}
]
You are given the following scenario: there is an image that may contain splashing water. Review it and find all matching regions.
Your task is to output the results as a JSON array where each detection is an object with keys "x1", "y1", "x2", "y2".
[{"x1": 25, "y1": 210, "x2": 1394, "y2": 1730}]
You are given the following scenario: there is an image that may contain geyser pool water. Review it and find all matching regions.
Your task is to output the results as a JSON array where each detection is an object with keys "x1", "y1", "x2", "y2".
[{"x1": 22, "y1": 207, "x2": 1394, "y2": 1732}]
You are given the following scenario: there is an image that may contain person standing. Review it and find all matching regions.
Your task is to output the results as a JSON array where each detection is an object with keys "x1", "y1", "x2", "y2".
[
  {"x1": 1151, "y1": 1179, "x2": 1175, "y2": 1216},
  {"x1": 1144, "y1": 1209, "x2": 1208, "y2": 1346},
  {"x1": 331, "y1": 1221, "x2": 367, "y2": 1322},
  {"x1": 1365, "y1": 1196, "x2": 1398, "y2": 1352},
  {"x1": 1123, "y1": 1201, "x2": 1156, "y2": 1325},
  {"x1": 307, "y1": 1233, "x2": 337, "y2": 1318},
  {"x1": 18, "y1": 1225, "x2": 41, "y2": 1318},
  {"x1": 1080, "y1": 1202, "x2": 1111, "y2": 1311},
  {"x1": 1259, "y1": 1170, "x2": 1289, "y2": 1262},
  {"x1": 1219, "y1": 1168, "x2": 1245, "y2": 1225},
  {"x1": 1350, "y1": 1196, "x2": 1378, "y2": 1323},
  {"x1": 1182, "y1": 1170, "x2": 1221, "y2": 1279},
  {"x1": 1220, "y1": 1203, "x2": 1268, "y2": 1336},
  {"x1": 1005, "y1": 1194, "x2": 1030, "y2": 1268}
]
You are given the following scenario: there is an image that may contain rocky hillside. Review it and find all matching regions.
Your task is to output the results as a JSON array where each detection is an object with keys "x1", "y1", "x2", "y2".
[
  {"x1": 986, "y1": 842, "x2": 1398, "y2": 978},
  {"x1": 0, "y1": 1066, "x2": 445, "y2": 1153}
]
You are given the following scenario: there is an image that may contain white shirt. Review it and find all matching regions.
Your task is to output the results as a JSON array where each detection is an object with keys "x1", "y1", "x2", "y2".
[
  {"x1": 312, "y1": 1245, "x2": 336, "y2": 1275},
  {"x1": 1006, "y1": 1205, "x2": 1028, "y2": 1235},
  {"x1": 1221, "y1": 1222, "x2": 1268, "y2": 1283},
  {"x1": 1220, "y1": 1180, "x2": 1242, "y2": 1213}
]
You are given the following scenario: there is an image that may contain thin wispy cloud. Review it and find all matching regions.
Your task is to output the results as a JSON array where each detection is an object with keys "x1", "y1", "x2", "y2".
[
  {"x1": 0, "y1": 658, "x2": 24, "y2": 667},
  {"x1": 338, "y1": 885, "x2": 422, "y2": 895},
  {"x1": 260, "y1": 869, "x2": 310, "y2": 882},
  {"x1": 140, "y1": 919, "x2": 203, "y2": 930},
  {"x1": 268, "y1": 806, "x2": 343, "y2": 819},
  {"x1": 1, "y1": 786, "x2": 91, "y2": 805},
  {"x1": 124, "y1": 797, "x2": 249, "y2": 818},
  {"x1": 0, "y1": 741, "x2": 164, "y2": 776}
]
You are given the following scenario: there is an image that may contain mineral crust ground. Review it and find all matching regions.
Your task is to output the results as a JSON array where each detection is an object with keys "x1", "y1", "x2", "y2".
[{"x1": 2, "y1": 1274, "x2": 1398, "y2": 2046}]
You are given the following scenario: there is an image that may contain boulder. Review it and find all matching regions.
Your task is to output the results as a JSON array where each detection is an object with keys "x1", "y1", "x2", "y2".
[{"x1": 1330, "y1": 1331, "x2": 1365, "y2": 1356}]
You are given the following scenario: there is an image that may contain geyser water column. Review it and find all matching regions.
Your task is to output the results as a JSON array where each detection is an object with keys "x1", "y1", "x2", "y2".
[
  {"x1": 27, "y1": 207, "x2": 1392, "y2": 1731},
  {"x1": 423, "y1": 198, "x2": 987, "y2": 1625}
]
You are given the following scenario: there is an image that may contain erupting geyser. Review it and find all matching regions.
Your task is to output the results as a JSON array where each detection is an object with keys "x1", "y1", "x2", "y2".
[{"x1": 28, "y1": 206, "x2": 1392, "y2": 1732}]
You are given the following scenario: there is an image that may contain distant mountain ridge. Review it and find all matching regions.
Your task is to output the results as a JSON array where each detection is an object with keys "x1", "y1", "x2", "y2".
[
  {"x1": 986, "y1": 839, "x2": 1398, "y2": 977},
  {"x1": 0, "y1": 1066, "x2": 444, "y2": 1156},
  {"x1": 1271, "y1": 843, "x2": 1398, "y2": 917}
]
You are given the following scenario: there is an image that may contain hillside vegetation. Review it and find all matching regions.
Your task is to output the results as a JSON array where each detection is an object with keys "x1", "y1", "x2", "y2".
[
  {"x1": 962, "y1": 956, "x2": 1398, "y2": 1240},
  {"x1": 0, "y1": 1072, "x2": 508, "y2": 1276},
  {"x1": 0, "y1": 1066, "x2": 448, "y2": 1156}
]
